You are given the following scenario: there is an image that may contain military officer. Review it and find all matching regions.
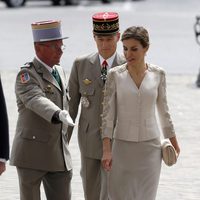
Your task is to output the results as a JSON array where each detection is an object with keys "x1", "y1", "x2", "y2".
[
  {"x1": 10, "y1": 20, "x2": 75, "y2": 200},
  {"x1": 67, "y1": 12, "x2": 125, "y2": 200},
  {"x1": 0, "y1": 77, "x2": 9, "y2": 175}
]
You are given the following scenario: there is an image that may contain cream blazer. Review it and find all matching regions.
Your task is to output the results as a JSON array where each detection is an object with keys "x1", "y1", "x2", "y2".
[{"x1": 101, "y1": 63, "x2": 176, "y2": 142}]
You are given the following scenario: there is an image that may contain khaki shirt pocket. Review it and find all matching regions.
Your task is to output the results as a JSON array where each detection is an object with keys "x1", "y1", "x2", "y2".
[
  {"x1": 79, "y1": 87, "x2": 95, "y2": 96},
  {"x1": 43, "y1": 85, "x2": 57, "y2": 103}
]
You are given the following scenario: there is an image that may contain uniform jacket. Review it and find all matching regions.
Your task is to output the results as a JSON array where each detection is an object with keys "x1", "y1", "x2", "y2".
[
  {"x1": 0, "y1": 77, "x2": 9, "y2": 161},
  {"x1": 102, "y1": 63, "x2": 176, "y2": 142},
  {"x1": 68, "y1": 52, "x2": 125, "y2": 159},
  {"x1": 10, "y1": 58, "x2": 72, "y2": 171}
]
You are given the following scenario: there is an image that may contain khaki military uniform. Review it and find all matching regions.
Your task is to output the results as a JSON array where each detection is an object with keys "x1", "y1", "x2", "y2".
[
  {"x1": 10, "y1": 58, "x2": 72, "y2": 200},
  {"x1": 67, "y1": 52, "x2": 125, "y2": 200}
]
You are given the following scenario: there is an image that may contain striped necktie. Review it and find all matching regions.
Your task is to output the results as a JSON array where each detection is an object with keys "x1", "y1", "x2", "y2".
[{"x1": 101, "y1": 60, "x2": 108, "y2": 83}]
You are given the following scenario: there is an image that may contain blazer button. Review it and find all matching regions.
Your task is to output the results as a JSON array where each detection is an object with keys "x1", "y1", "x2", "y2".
[{"x1": 32, "y1": 136, "x2": 36, "y2": 139}]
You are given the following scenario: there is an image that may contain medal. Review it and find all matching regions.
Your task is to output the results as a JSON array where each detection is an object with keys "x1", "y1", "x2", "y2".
[{"x1": 81, "y1": 96, "x2": 90, "y2": 108}]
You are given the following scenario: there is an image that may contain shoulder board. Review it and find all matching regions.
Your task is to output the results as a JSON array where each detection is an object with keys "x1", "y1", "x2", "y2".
[{"x1": 21, "y1": 62, "x2": 33, "y2": 69}]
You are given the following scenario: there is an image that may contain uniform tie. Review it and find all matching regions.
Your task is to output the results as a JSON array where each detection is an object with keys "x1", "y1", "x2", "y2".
[
  {"x1": 52, "y1": 68, "x2": 61, "y2": 87},
  {"x1": 101, "y1": 60, "x2": 108, "y2": 83}
]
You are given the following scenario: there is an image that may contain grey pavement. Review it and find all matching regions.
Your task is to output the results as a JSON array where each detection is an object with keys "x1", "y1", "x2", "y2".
[
  {"x1": 1, "y1": 71, "x2": 200, "y2": 200},
  {"x1": 1, "y1": 0, "x2": 200, "y2": 199}
]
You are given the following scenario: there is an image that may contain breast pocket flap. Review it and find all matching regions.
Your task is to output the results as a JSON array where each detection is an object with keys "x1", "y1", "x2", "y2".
[{"x1": 21, "y1": 129, "x2": 50, "y2": 143}]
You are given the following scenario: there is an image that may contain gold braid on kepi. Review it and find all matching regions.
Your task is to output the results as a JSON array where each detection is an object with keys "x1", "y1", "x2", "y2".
[{"x1": 92, "y1": 12, "x2": 119, "y2": 35}]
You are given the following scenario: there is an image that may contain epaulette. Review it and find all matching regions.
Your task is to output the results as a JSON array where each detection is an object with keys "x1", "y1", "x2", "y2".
[{"x1": 21, "y1": 62, "x2": 33, "y2": 69}]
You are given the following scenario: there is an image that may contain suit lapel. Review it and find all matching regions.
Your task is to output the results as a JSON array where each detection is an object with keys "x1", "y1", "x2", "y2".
[
  {"x1": 111, "y1": 53, "x2": 125, "y2": 69},
  {"x1": 32, "y1": 58, "x2": 61, "y2": 91},
  {"x1": 89, "y1": 53, "x2": 104, "y2": 87}
]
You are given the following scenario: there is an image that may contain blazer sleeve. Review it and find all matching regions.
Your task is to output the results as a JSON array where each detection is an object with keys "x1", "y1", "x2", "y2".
[
  {"x1": 0, "y1": 78, "x2": 9, "y2": 160},
  {"x1": 157, "y1": 70, "x2": 176, "y2": 138},
  {"x1": 101, "y1": 70, "x2": 116, "y2": 139}
]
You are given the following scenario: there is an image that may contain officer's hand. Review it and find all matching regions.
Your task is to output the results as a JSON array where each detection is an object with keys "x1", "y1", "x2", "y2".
[{"x1": 59, "y1": 110, "x2": 75, "y2": 127}]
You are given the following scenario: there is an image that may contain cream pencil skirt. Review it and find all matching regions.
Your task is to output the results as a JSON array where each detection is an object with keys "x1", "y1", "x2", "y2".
[{"x1": 108, "y1": 137, "x2": 162, "y2": 200}]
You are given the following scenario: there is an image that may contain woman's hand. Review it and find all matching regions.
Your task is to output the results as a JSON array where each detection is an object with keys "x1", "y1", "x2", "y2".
[
  {"x1": 169, "y1": 136, "x2": 180, "y2": 157},
  {"x1": 102, "y1": 151, "x2": 112, "y2": 171},
  {"x1": 102, "y1": 137, "x2": 112, "y2": 171}
]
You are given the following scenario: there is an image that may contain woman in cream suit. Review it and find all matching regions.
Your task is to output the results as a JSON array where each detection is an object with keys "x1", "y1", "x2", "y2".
[{"x1": 101, "y1": 26, "x2": 180, "y2": 200}]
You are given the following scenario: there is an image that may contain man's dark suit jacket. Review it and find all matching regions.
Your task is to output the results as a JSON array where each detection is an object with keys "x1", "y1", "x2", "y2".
[{"x1": 0, "y1": 78, "x2": 9, "y2": 160}]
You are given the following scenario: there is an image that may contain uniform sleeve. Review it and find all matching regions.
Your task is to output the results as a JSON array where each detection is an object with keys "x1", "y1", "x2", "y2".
[
  {"x1": 68, "y1": 59, "x2": 81, "y2": 121},
  {"x1": 15, "y1": 69, "x2": 61, "y2": 123},
  {"x1": 101, "y1": 70, "x2": 116, "y2": 139},
  {"x1": 67, "y1": 59, "x2": 81, "y2": 141},
  {"x1": 157, "y1": 71, "x2": 176, "y2": 138}
]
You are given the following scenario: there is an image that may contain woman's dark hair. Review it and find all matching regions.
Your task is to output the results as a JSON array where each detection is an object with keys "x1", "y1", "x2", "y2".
[{"x1": 121, "y1": 26, "x2": 149, "y2": 48}]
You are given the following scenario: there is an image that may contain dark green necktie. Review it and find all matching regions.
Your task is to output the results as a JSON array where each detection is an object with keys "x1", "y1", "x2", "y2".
[{"x1": 52, "y1": 68, "x2": 61, "y2": 87}]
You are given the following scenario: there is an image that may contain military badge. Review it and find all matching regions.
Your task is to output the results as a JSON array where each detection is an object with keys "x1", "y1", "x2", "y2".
[
  {"x1": 101, "y1": 67, "x2": 107, "y2": 82},
  {"x1": 23, "y1": 62, "x2": 31, "y2": 68},
  {"x1": 20, "y1": 72, "x2": 30, "y2": 83},
  {"x1": 81, "y1": 96, "x2": 90, "y2": 108},
  {"x1": 83, "y1": 79, "x2": 92, "y2": 85},
  {"x1": 44, "y1": 85, "x2": 54, "y2": 94}
]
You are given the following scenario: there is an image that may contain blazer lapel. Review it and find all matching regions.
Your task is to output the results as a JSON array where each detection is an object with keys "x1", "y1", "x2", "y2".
[{"x1": 32, "y1": 58, "x2": 61, "y2": 91}]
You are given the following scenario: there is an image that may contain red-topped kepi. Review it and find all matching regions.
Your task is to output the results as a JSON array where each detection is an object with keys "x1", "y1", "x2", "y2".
[
  {"x1": 92, "y1": 12, "x2": 119, "y2": 35},
  {"x1": 31, "y1": 20, "x2": 68, "y2": 42}
]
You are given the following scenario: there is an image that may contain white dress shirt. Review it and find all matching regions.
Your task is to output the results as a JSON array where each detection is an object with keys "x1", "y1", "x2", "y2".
[{"x1": 99, "y1": 52, "x2": 117, "y2": 71}]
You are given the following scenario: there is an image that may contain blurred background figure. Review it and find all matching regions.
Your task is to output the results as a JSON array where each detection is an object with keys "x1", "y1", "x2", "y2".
[
  {"x1": 194, "y1": 15, "x2": 200, "y2": 87},
  {"x1": 0, "y1": 77, "x2": 9, "y2": 176},
  {"x1": 101, "y1": 0, "x2": 111, "y2": 4},
  {"x1": 52, "y1": 0, "x2": 78, "y2": 6}
]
